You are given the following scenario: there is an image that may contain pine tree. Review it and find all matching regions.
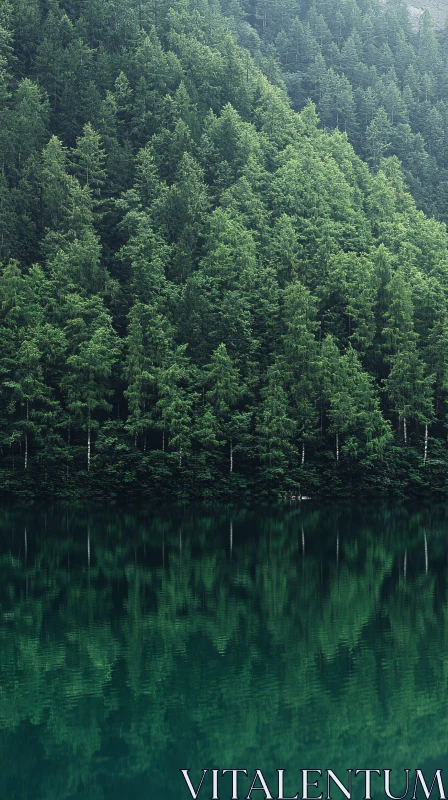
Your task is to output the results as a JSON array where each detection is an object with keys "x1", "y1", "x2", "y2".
[
  {"x1": 156, "y1": 345, "x2": 193, "y2": 468},
  {"x1": 205, "y1": 343, "x2": 245, "y2": 474},
  {"x1": 61, "y1": 296, "x2": 120, "y2": 471},
  {"x1": 257, "y1": 364, "x2": 296, "y2": 492},
  {"x1": 72, "y1": 123, "x2": 106, "y2": 194}
]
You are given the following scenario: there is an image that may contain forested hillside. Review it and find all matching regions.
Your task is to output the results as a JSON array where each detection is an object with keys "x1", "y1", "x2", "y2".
[
  {"x1": 1, "y1": 0, "x2": 448, "y2": 499},
  {"x1": 225, "y1": 0, "x2": 448, "y2": 223}
]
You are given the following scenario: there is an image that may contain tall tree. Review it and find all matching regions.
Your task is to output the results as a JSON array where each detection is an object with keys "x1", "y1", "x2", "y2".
[{"x1": 61, "y1": 295, "x2": 119, "y2": 471}]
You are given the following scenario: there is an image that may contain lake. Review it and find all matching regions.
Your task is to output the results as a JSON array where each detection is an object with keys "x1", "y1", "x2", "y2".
[{"x1": 0, "y1": 503, "x2": 447, "y2": 799}]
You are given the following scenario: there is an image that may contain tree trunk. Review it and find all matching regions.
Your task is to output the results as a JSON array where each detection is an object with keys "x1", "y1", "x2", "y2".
[
  {"x1": 24, "y1": 399, "x2": 29, "y2": 470},
  {"x1": 424, "y1": 531, "x2": 428, "y2": 574},
  {"x1": 301, "y1": 441, "x2": 305, "y2": 466},
  {"x1": 230, "y1": 438, "x2": 233, "y2": 474},
  {"x1": 424, "y1": 423, "x2": 428, "y2": 463},
  {"x1": 403, "y1": 416, "x2": 407, "y2": 444},
  {"x1": 336, "y1": 431, "x2": 339, "y2": 464},
  {"x1": 162, "y1": 429, "x2": 165, "y2": 452},
  {"x1": 87, "y1": 419, "x2": 91, "y2": 471},
  {"x1": 67, "y1": 426, "x2": 70, "y2": 480},
  {"x1": 179, "y1": 447, "x2": 182, "y2": 468}
]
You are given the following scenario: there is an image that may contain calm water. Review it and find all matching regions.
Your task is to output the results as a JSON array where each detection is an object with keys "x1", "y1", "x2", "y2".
[{"x1": 0, "y1": 503, "x2": 447, "y2": 799}]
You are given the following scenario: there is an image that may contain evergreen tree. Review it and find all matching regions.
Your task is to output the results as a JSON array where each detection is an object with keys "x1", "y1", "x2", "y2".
[
  {"x1": 61, "y1": 295, "x2": 119, "y2": 471},
  {"x1": 205, "y1": 343, "x2": 246, "y2": 474}
]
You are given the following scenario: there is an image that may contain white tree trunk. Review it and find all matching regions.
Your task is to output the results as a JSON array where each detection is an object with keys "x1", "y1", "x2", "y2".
[
  {"x1": 24, "y1": 399, "x2": 29, "y2": 470},
  {"x1": 179, "y1": 447, "x2": 182, "y2": 468},
  {"x1": 336, "y1": 431, "x2": 339, "y2": 464},
  {"x1": 424, "y1": 531, "x2": 428, "y2": 574},
  {"x1": 301, "y1": 441, "x2": 305, "y2": 466},
  {"x1": 424, "y1": 423, "x2": 428, "y2": 463},
  {"x1": 230, "y1": 438, "x2": 233, "y2": 474},
  {"x1": 87, "y1": 420, "x2": 91, "y2": 471},
  {"x1": 403, "y1": 416, "x2": 407, "y2": 444},
  {"x1": 162, "y1": 430, "x2": 165, "y2": 452}
]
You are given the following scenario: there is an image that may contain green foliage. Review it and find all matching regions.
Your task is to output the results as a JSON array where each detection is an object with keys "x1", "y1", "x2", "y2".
[{"x1": 0, "y1": 0, "x2": 448, "y2": 498}]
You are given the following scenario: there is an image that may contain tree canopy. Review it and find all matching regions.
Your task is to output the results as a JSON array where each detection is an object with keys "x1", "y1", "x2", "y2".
[{"x1": 1, "y1": 0, "x2": 448, "y2": 499}]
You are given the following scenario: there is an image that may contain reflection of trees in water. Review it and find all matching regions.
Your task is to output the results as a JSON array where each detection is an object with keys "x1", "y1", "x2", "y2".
[{"x1": 0, "y1": 504, "x2": 447, "y2": 798}]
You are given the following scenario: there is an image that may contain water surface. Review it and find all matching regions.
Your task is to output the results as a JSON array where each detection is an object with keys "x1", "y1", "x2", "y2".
[{"x1": 0, "y1": 503, "x2": 447, "y2": 799}]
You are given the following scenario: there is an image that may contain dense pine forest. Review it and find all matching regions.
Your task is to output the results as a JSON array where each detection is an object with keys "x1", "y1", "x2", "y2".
[{"x1": 2, "y1": 0, "x2": 448, "y2": 499}]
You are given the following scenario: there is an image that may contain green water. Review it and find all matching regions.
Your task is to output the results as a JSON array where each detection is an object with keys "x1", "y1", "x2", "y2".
[{"x1": 0, "y1": 503, "x2": 447, "y2": 799}]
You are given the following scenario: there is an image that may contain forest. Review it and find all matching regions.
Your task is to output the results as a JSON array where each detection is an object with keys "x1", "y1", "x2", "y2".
[{"x1": 2, "y1": 0, "x2": 448, "y2": 499}]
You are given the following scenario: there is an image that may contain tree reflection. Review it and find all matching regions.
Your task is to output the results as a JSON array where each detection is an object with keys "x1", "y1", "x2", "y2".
[{"x1": 0, "y1": 504, "x2": 447, "y2": 798}]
